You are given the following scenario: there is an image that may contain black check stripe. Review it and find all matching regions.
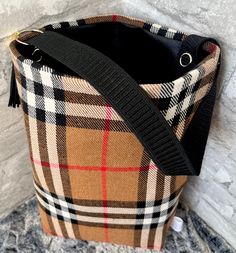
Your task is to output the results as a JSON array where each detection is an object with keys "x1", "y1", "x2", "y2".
[
  {"x1": 18, "y1": 64, "x2": 210, "y2": 132},
  {"x1": 34, "y1": 181, "x2": 182, "y2": 229}
]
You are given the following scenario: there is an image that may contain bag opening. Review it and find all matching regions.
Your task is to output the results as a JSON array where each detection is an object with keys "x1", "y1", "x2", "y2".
[{"x1": 15, "y1": 22, "x2": 209, "y2": 83}]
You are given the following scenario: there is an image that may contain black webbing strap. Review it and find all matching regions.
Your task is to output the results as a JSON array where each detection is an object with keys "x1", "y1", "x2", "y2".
[
  {"x1": 181, "y1": 60, "x2": 220, "y2": 173},
  {"x1": 178, "y1": 35, "x2": 220, "y2": 174},
  {"x1": 26, "y1": 31, "x2": 218, "y2": 176}
]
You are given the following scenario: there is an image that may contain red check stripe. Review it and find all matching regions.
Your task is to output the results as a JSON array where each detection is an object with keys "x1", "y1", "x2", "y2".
[
  {"x1": 112, "y1": 14, "x2": 117, "y2": 22},
  {"x1": 31, "y1": 157, "x2": 158, "y2": 172}
]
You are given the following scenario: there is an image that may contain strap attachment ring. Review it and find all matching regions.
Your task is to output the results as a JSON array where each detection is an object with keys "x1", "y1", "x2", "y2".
[{"x1": 15, "y1": 29, "x2": 44, "y2": 46}]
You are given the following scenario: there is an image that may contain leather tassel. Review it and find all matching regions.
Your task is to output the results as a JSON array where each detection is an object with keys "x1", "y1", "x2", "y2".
[{"x1": 8, "y1": 64, "x2": 20, "y2": 108}]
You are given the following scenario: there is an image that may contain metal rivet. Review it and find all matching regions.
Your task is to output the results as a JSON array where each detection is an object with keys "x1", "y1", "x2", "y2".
[{"x1": 179, "y1": 52, "x2": 192, "y2": 67}]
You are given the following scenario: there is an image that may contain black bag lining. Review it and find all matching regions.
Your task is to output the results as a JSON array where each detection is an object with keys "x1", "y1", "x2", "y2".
[
  {"x1": 16, "y1": 22, "x2": 189, "y2": 83},
  {"x1": 16, "y1": 22, "x2": 209, "y2": 83}
]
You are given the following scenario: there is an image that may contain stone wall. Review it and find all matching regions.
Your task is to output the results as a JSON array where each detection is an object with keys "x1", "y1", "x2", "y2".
[
  {"x1": 0, "y1": 0, "x2": 121, "y2": 219},
  {"x1": 0, "y1": 0, "x2": 235, "y2": 249}
]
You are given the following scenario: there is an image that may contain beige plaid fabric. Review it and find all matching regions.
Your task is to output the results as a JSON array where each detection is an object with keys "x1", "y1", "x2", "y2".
[{"x1": 9, "y1": 15, "x2": 220, "y2": 250}]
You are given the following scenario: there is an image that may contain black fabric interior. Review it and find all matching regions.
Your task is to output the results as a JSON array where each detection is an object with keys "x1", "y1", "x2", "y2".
[{"x1": 17, "y1": 22, "x2": 187, "y2": 83}]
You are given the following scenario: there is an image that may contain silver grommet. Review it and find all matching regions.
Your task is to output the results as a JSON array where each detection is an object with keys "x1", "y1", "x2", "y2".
[{"x1": 179, "y1": 52, "x2": 192, "y2": 67}]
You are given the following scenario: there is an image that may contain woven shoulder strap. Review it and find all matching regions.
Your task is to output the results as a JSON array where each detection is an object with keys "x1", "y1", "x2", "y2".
[{"x1": 25, "y1": 31, "x2": 218, "y2": 176}]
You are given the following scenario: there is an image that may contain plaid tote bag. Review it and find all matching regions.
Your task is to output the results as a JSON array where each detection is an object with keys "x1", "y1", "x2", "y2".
[{"x1": 8, "y1": 15, "x2": 220, "y2": 250}]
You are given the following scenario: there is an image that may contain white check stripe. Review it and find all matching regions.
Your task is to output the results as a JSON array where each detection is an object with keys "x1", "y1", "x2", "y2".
[
  {"x1": 141, "y1": 61, "x2": 218, "y2": 100},
  {"x1": 34, "y1": 182, "x2": 181, "y2": 217},
  {"x1": 165, "y1": 81, "x2": 212, "y2": 122},
  {"x1": 37, "y1": 194, "x2": 180, "y2": 226},
  {"x1": 166, "y1": 28, "x2": 176, "y2": 39},
  {"x1": 141, "y1": 160, "x2": 159, "y2": 247},
  {"x1": 40, "y1": 70, "x2": 54, "y2": 88},
  {"x1": 40, "y1": 70, "x2": 76, "y2": 238},
  {"x1": 52, "y1": 23, "x2": 62, "y2": 29},
  {"x1": 23, "y1": 63, "x2": 33, "y2": 80},
  {"x1": 65, "y1": 102, "x2": 122, "y2": 121},
  {"x1": 150, "y1": 23, "x2": 161, "y2": 34},
  {"x1": 23, "y1": 66, "x2": 48, "y2": 190},
  {"x1": 69, "y1": 21, "x2": 79, "y2": 27},
  {"x1": 20, "y1": 85, "x2": 123, "y2": 121},
  {"x1": 20, "y1": 79, "x2": 212, "y2": 127},
  {"x1": 23, "y1": 66, "x2": 64, "y2": 236}
]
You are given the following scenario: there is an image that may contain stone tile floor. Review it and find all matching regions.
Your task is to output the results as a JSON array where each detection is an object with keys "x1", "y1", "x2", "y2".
[{"x1": 0, "y1": 197, "x2": 235, "y2": 253}]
